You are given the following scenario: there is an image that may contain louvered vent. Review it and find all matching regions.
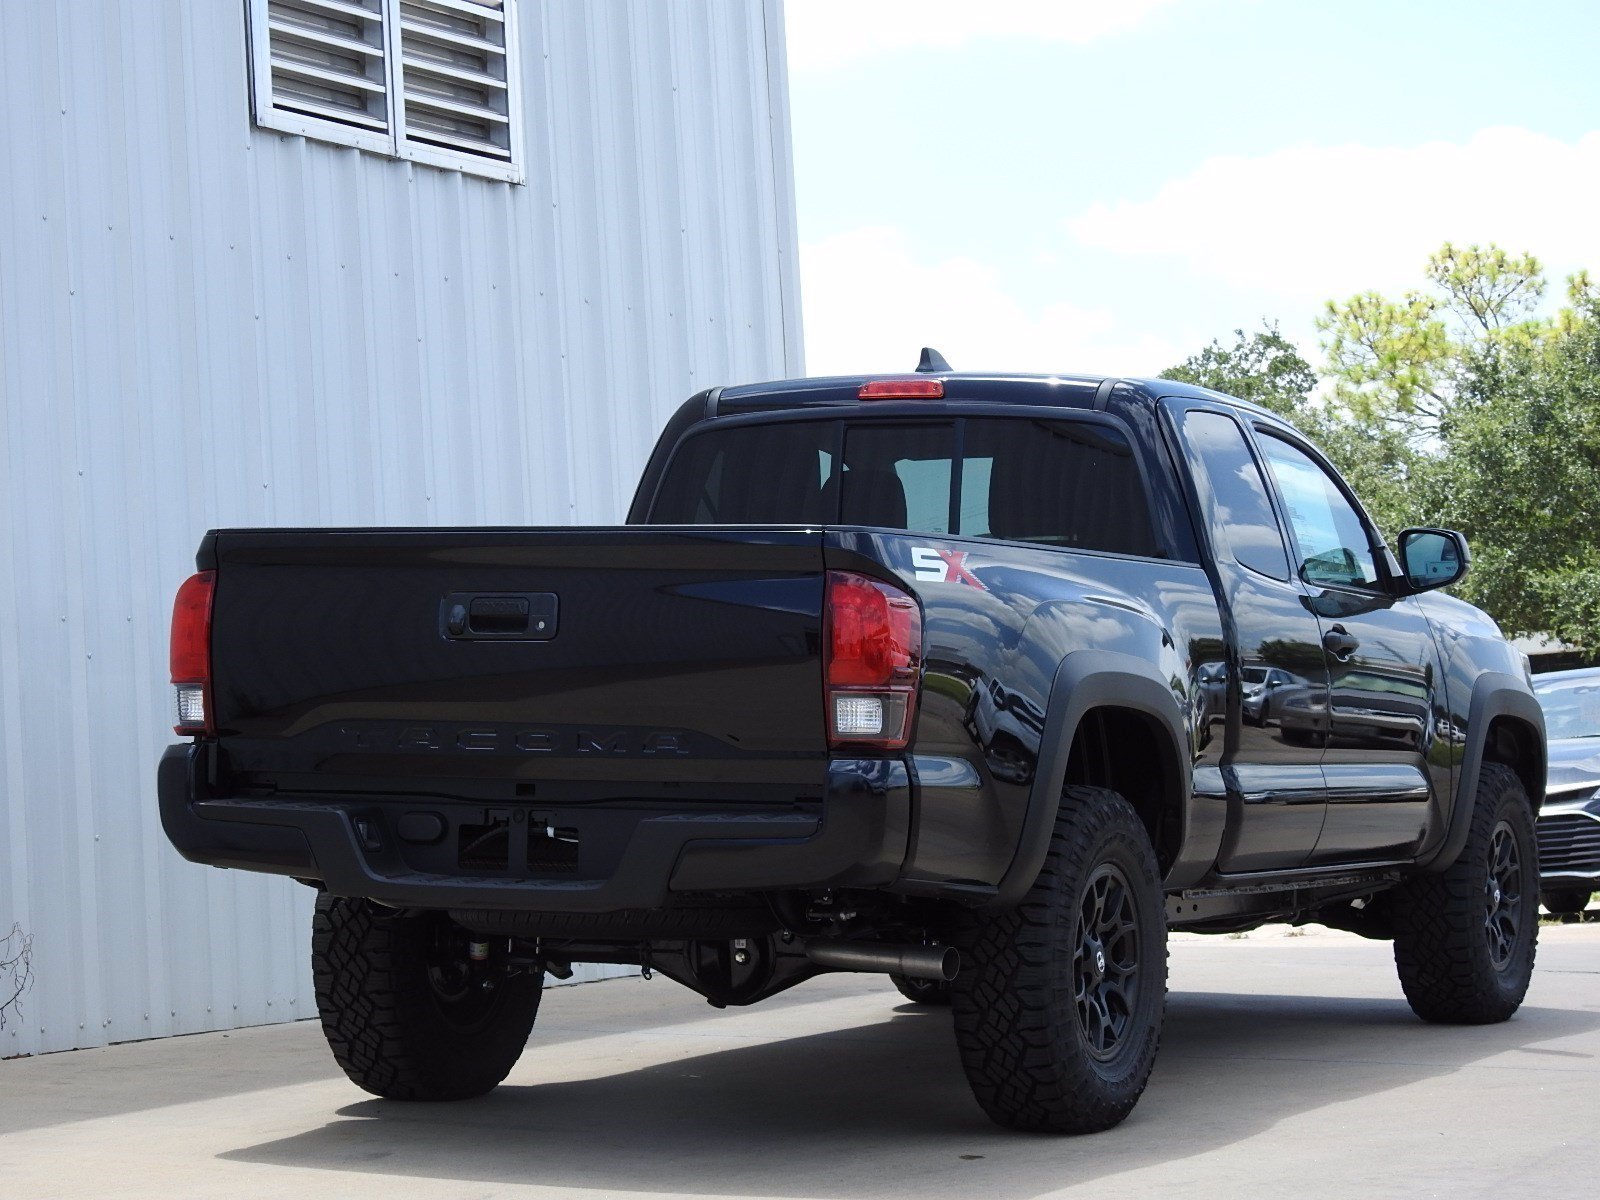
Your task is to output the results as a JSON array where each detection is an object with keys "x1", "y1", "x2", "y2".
[
  {"x1": 263, "y1": 0, "x2": 389, "y2": 132},
  {"x1": 398, "y1": 0, "x2": 512, "y2": 161},
  {"x1": 247, "y1": 0, "x2": 521, "y2": 179}
]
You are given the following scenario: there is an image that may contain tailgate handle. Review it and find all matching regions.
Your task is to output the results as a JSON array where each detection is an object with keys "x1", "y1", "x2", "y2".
[
  {"x1": 470, "y1": 596, "x2": 529, "y2": 634},
  {"x1": 441, "y1": 593, "x2": 558, "y2": 641}
]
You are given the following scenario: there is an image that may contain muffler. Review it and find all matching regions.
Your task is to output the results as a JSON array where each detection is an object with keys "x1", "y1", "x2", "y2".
[{"x1": 805, "y1": 939, "x2": 959, "y2": 982}]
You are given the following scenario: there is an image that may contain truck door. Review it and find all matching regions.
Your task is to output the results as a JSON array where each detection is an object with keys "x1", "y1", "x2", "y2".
[
  {"x1": 1253, "y1": 430, "x2": 1444, "y2": 863},
  {"x1": 1173, "y1": 406, "x2": 1330, "y2": 871}
]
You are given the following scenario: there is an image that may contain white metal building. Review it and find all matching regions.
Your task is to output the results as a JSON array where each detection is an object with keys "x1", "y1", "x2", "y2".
[{"x1": 0, "y1": 0, "x2": 802, "y2": 1056}]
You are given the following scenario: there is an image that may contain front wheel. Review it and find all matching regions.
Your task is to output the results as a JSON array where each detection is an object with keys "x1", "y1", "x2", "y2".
[
  {"x1": 951, "y1": 786, "x2": 1166, "y2": 1133},
  {"x1": 1389, "y1": 764, "x2": 1538, "y2": 1024},
  {"x1": 312, "y1": 895, "x2": 543, "y2": 1099}
]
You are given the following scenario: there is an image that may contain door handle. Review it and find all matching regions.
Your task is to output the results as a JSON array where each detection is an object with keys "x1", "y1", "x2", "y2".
[{"x1": 1322, "y1": 625, "x2": 1360, "y2": 661}]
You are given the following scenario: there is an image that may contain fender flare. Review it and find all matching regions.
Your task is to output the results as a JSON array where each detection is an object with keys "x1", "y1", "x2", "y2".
[
  {"x1": 1418, "y1": 670, "x2": 1546, "y2": 872},
  {"x1": 989, "y1": 649, "x2": 1192, "y2": 907}
]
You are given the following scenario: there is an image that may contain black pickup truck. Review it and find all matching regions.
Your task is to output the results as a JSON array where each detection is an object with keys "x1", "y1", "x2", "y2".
[{"x1": 159, "y1": 355, "x2": 1546, "y2": 1133}]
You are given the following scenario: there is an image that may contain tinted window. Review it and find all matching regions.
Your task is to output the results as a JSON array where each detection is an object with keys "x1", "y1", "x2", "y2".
[
  {"x1": 1181, "y1": 411, "x2": 1290, "y2": 580},
  {"x1": 962, "y1": 419, "x2": 1158, "y2": 557},
  {"x1": 1258, "y1": 433, "x2": 1381, "y2": 589},
  {"x1": 841, "y1": 425, "x2": 954, "y2": 533},
  {"x1": 650, "y1": 415, "x2": 1160, "y2": 557},
  {"x1": 649, "y1": 420, "x2": 836, "y2": 524}
]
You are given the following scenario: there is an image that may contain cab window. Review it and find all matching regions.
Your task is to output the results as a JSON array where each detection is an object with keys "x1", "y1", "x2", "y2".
[
  {"x1": 1257, "y1": 433, "x2": 1381, "y2": 589},
  {"x1": 1179, "y1": 410, "x2": 1290, "y2": 580}
]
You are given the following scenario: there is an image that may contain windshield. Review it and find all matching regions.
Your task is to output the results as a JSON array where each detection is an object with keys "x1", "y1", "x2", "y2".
[
  {"x1": 1534, "y1": 674, "x2": 1600, "y2": 740},
  {"x1": 1241, "y1": 668, "x2": 1268, "y2": 684}
]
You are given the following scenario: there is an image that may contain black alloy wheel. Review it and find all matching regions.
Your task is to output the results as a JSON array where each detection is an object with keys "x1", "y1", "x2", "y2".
[
  {"x1": 1484, "y1": 822, "x2": 1524, "y2": 970},
  {"x1": 1074, "y1": 864, "x2": 1142, "y2": 1058}
]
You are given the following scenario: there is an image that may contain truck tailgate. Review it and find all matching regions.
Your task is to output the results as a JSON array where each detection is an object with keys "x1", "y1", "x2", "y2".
[{"x1": 207, "y1": 527, "x2": 828, "y2": 798}]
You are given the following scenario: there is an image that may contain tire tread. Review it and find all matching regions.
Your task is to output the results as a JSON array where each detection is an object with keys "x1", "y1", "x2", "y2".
[
  {"x1": 313, "y1": 895, "x2": 542, "y2": 1100},
  {"x1": 951, "y1": 786, "x2": 1166, "y2": 1133},
  {"x1": 1390, "y1": 763, "x2": 1538, "y2": 1024}
]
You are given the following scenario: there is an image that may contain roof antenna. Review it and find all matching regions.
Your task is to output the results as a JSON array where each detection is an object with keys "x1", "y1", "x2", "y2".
[{"x1": 916, "y1": 347, "x2": 952, "y2": 374}]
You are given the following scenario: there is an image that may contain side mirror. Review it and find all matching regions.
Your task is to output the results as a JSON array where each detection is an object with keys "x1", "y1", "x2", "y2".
[{"x1": 1397, "y1": 528, "x2": 1470, "y2": 592}]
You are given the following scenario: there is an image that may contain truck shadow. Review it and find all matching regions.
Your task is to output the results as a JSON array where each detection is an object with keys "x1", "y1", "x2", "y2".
[{"x1": 222, "y1": 989, "x2": 1600, "y2": 1198}]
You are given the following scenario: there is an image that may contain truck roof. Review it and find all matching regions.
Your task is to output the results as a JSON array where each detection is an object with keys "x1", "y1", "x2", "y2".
[
  {"x1": 713, "y1": 371, "x2": 1284, "y2": 426},
  {"x1": 630, "y1": 367, "x2": 1300, "y2": 525}
]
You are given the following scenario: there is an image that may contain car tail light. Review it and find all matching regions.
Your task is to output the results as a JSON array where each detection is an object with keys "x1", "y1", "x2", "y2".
[
  {"x1": 170, "y1": 571, "x2": 215, "y2": 736},
  {"x1": 858, "y1": 378, "x2": 944, "y2": 400},
  {"x1": 824, "y1": 570, "x2": 922, "y2": 750}
]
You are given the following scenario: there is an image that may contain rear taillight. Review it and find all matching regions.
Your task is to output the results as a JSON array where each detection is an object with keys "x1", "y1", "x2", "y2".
[
  {"x1": 824, "y1": 571, "x2": 922, "y2": 750},
  {"x1": 170, "y1": 571, "x2": 215, "y2": 736}
]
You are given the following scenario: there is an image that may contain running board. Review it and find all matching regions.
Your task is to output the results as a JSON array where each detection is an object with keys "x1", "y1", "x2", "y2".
[{"x1": 1167, "y1": 865, "x2": 1405, "y2": 929}]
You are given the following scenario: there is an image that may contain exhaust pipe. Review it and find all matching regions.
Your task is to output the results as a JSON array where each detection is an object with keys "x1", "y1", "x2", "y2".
[{"x1": 805, "y1": 939, "x2": 959, "y2": 982}]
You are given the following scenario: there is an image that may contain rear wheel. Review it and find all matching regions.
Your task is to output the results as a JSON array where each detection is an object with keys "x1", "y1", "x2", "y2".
[
  {"x1": 313, "y1": 895, "x2": 543, "y2": 1099},
  {"x1": 1542, "y1": 888, "x2": 1592, "y2": 916},
  {"x1": 1390, "y1": 764, "x2": 1538, "y2": 1024},
  {"x1": 951, "y1": 786, "x2": 1166, "y2": 1133}
]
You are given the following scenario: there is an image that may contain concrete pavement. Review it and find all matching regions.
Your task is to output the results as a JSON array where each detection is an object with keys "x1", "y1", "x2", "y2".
[{"x1": 3, "y1": 921, "x2": 1597, "y2": 1199}]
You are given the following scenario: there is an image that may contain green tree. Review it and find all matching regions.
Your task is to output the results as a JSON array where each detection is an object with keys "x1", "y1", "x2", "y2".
[
  {"x1": 1164, "y1": 243, "x2": 1600, "y2": 651},
  {"x1": 1318, "y1": 242, "x2": 1550, "y2": 444},
  {"x1": 1428, "y1": 283, "x2": 1600, "y2": 646},
  {"x1": 1160, "y1": 323, "x2": 1316, "y2": 420},
  {"x1": 1158, "y1": 320, "x2": 1427, "y2": 537}
]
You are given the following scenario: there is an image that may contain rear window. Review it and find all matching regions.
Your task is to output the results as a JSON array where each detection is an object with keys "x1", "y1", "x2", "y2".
[
  {"x1": 648, "y1": 416, "x2": 1160, "y2": 558},
  {"x1": 646, "y1": 420, "x2": 836, "y2": 524}
]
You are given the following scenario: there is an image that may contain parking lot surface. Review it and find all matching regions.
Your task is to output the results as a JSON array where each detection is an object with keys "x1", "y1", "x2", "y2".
[{"x1": 3, "y1": 921, "x2": 1597, "y2": 1199}]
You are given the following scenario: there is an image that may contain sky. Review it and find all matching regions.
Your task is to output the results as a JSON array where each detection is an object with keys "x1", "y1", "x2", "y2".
[{"x1": 782, "y1": 0, "x2": 1600, "y2": 379}]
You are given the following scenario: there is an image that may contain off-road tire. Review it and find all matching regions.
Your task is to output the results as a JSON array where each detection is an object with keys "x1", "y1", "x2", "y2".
[
  {"x1": 951, "y1": 786, "x2": 1166, "y2": 1134},
  {"x1": 1542, "y1": 888, "x2": 1592, "y2": 916},
  {"x1": 1390, "y1": 763, "x2": 1538, "y2": 1024},
  {"x1": 891, "y1": 974, "x2": 952, "y2": 1005},
  {"x1": 313, "y1": 895, "x2": 543, "y2": 1100}
]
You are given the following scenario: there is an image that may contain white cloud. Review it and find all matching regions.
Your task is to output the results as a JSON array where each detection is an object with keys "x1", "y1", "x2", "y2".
[
  {"x1": 1067, "y1": 127, "x2": 1600, "y2": 300},
  {"x1": 799, "y1": 227, "x2": 1181, "y2": 377},
  {"x1": 784, "y1": 0, "x2": 1181, "y2": 72}
]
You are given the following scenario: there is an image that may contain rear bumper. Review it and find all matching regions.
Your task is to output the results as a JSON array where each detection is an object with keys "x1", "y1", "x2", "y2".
[{"x1": 158, "y1": 743, "x2": 912, "y2": 911}]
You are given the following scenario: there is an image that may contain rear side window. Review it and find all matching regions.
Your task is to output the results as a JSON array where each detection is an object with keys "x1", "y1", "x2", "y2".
[
  {"x1": 1180, "y1": 411, "x2": 1290, "y2": 580},
  {"x1": 649, "y1": 415, "x2": 1160, "y2": 558}
]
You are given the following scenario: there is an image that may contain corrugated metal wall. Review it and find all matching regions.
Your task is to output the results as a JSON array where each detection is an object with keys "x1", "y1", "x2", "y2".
[{"x1": 0, "y1": 0, "x2": 802, "y2": 1057}]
